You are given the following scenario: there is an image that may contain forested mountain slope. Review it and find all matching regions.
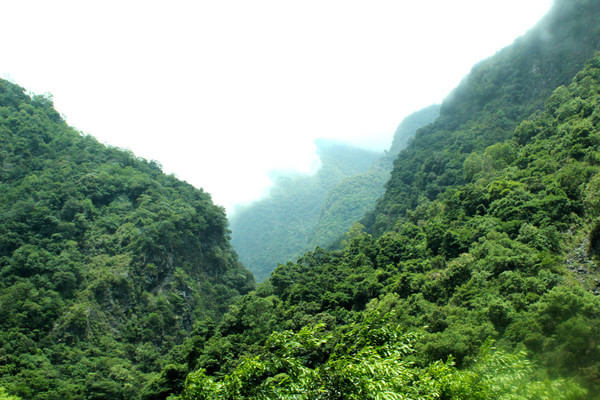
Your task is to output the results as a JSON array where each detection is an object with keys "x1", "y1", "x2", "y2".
[
  {"x1": 160, "y1": 0, "x2": 600, "y2": 398},
  {"x1": 307, "y1": 104, "x2": 440, "y2": 250},
  {"x1": 230, "y1": 140, "x2": 381, "y2": 282},
  {"x1": 178, "y1": 53, "x2": 600, "y2": 400},
  {"x1": 369, "y1": 0, "x2": 600, "y2": 235},
  {"x1": 232, "y1": 106, "x2": 439, "y2": 283},
  {"x1": 0, "y1": 80, "x2": 253, "y2": 399},
  {"x1": 171, "y1": 54, "x2": 600, "y2": 398},
  {"x1": 3, "y1": 0, "x2": 600, "y2": 399},
  {"x1": 389, "y1": 104, "x2": 441, "y2": 155}
]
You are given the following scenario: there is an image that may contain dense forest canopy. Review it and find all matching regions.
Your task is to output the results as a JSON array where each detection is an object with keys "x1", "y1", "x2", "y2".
[
  {"x1": 3, "y1": 0, "x2": 600, "y2": 399},
  {"x1": 0, "y1": 80, "x2": 253, "y2": 399},
  {"x1": 230, "y1": 140, "x2": 382, "y2": 282},
  {"x1": 179, "y1": 56, "x2": 600, "y2": 399},
  {"x1": 232, "y1": 106, "x2": 439, "y2": 282},
  {"x1": 169, "y1": 0, "x2": 600, "y2": 398},
  {"x1": 307, "y1": 105, "x2": 441, "y2": 252},
  {"x1": 368, "y1": 0, "x2": 600, "y2": 235}
]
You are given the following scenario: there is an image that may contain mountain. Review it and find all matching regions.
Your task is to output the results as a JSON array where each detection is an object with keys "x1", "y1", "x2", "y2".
[
  {"x1": 231, "y1": 107, "x2": 440, "y2": 283},
  {"x1": 170, "y1": 0, "x2": 600, "y2": 398},
  {"x1": 3, "y1": 0, "x2": 600, "y2": 398},
  {"x1": 369, "y1": 0, "x2": 600, "y2": 235},
  {"x1": 230, "y1": 140, "x2": 382, "y2": 282},
  {"x1": 307, "y1": 105, "x2": 440, "y2": 249},
  {"x1": 0, "y1": 80, "x2": 253, "y2": 399},
  {"x1": 389, "y1": 104, "x2": 442, "y2": 156}
]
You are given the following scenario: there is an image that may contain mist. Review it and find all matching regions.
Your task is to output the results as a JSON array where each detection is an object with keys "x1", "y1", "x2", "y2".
[{"x1": 0, "y1": 0, "x2": 553, "y2": 214}]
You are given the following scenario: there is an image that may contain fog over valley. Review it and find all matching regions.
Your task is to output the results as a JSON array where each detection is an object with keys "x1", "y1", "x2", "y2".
[{"x1": 1, "y1": 0, "x2": 552, "y2": 213}]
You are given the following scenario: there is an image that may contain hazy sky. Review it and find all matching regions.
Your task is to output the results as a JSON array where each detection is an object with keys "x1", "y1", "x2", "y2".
[{"x1": 1, "y1": 0, "x2": 553, "y2": 214}]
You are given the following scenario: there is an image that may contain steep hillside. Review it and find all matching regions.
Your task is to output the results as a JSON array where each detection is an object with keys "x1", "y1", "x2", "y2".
[
  {"x1": 369, "y1": 0, "x2": 600, "y2": 235},
  {"x1": 230, "y1": 140, "x2": 381, "y2": 282},
  {"x1": 389, "y1": 104, "x2": 441, "y2": 155},
  {"x1": 3, "y1": 1, "x2": 600, "y2": 399},
  {"x1": 178, "y1": 50, "x2": 600, "y2": 400},
  {"x1": 307, "y1": 104, "x2": 440, "y2": 249},
  {"x1": 0, "y1": 80, "x2": 253, "y2": 399},
  {"x1": 232, "y1": 107, "x2": 440, "y2": 283},
  {"x1": 166, "y1": 1, "x2": 600, "y2": 398}
]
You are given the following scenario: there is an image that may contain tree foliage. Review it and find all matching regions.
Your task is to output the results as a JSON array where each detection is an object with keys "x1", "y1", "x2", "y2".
[
  {"x1": 230, "y1": 140, "x2": 383, "y2": 282},
  {"x1": 369, "y1": 0, "x2": 600, "y2": 235},
  {"x1": 231, "y1": 106, "x2": 439, "y2": 282},
  {"x1": 4, "y1": 0, "x2": 600, "y2": 399},
  {"x1": 178, "y1": 2, "x2": 600, "y2": 398},
  {"x1": 0, "y1": 81, "x2": 253, "y2": 399}
]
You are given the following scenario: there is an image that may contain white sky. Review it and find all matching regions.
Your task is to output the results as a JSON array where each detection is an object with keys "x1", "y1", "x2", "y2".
[{"x1": 1, "y1": 0, "x2": 553, "y2": 214}]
